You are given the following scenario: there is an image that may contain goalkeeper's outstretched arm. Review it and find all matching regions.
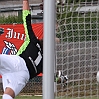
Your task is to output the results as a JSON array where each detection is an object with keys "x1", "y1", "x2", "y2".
[{"x1": 23, "y1": 0, "x2": 30, "y2": 10}]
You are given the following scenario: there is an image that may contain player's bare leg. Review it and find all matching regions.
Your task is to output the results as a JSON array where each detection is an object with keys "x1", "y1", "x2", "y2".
[{"x1": 2, "y1": 87, "x2": 15, "y2": 99}]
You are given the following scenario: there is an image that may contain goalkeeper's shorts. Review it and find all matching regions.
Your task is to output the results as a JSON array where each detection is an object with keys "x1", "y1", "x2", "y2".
[{"x1": 0, "y1": 54, "x2": 30, "y2": 96}]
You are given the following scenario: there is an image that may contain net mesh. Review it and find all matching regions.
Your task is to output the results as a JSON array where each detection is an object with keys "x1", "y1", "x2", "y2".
[
  {"x1": 1, "y1": 0, "x2": 99, "y2": 98},
  {"x1": 55, "y1": 0, "x2": 99, "y2": 99}
]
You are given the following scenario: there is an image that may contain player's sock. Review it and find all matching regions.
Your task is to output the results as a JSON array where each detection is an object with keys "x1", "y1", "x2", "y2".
[{"x1": 2, "y1": 94, "x2": 13, "y2": 99}]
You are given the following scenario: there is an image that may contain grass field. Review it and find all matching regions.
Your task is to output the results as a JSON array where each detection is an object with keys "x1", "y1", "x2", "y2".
[
  {"x1": 0, "y1": 96, "x2": 42, "y2": 99},
  {"x1": 0, "y1": 96, "x2": 99, "y2": 99}
]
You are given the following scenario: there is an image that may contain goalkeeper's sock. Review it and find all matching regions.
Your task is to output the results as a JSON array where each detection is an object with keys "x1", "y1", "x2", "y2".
[{"x1": 2, "y1": 94, "x2": 13, "y2": 99}]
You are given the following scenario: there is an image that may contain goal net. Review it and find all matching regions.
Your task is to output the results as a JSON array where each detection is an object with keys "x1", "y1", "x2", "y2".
[{"x1": 55, "y1": 0, "x2": 99, "y2": 99}]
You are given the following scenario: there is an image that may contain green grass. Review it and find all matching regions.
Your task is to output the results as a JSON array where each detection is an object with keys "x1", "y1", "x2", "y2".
[
  {"x1": 0, "y1": 96, "x2": 99, "y2": 99},
  {"x1": 0, "y1": 96, "x2": 42, "y2": 99},
  {"x1": 15, "y1": 96, "x2": 42, "y2": 99}
]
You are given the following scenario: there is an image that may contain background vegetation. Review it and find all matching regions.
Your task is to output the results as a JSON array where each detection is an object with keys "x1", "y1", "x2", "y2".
[
  {"x1": 56, "y1": 1, "x2": 99, "y2": 42},
  {"x1": 0, "y1": 15, "x2": 22, "y2": 24}
]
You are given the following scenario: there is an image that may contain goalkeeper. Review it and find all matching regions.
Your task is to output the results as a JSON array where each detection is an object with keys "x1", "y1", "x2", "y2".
[{"x1": 0, "y1": 0, "x2": 43, "y2": 99}]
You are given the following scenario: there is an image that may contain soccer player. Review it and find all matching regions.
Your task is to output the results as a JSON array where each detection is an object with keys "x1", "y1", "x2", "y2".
[{"x1": 0, "y1": 0, "x2": 43, "y2": 99}]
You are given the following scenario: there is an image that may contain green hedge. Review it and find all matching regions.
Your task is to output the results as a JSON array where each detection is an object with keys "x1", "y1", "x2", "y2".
[{"x1": 0, "y1": 15, "x2": 23, "y2": 24}]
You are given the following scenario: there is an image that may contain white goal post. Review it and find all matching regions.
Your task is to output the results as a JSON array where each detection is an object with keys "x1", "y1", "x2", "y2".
[
  {"x1": 44, "y1": 0, "x2": 99, "y2": 99},
  {"x1": 43, "y1": 0, "x2": 55, "y2": 99}
]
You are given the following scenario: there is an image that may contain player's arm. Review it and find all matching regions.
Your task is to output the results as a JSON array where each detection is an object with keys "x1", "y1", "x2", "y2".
[
  {"x1": 23, "y1": 0, "x2": 36, "y2": 40},
  {"x1": 23, "y1": 0, "x2": 30, "y2": 10},
  {"x1": 16, "y1": 0, "x2": 35, "y2": 55}
]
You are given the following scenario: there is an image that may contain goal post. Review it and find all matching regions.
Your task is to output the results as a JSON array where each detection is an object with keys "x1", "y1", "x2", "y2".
[{"x1": 43, "y1": 0, "x2": 55, "y2": 99}]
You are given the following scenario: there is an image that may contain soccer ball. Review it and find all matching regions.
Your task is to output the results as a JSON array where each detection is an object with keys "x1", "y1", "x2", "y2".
[{"x1": 55, "y1": 70, "x2": 68, "y2": 86}]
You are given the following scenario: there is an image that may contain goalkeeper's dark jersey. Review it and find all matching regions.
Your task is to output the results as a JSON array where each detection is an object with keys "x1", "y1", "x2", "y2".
[{"x1": 17, "y1": 10, "x2": 43, "y2": 79}]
